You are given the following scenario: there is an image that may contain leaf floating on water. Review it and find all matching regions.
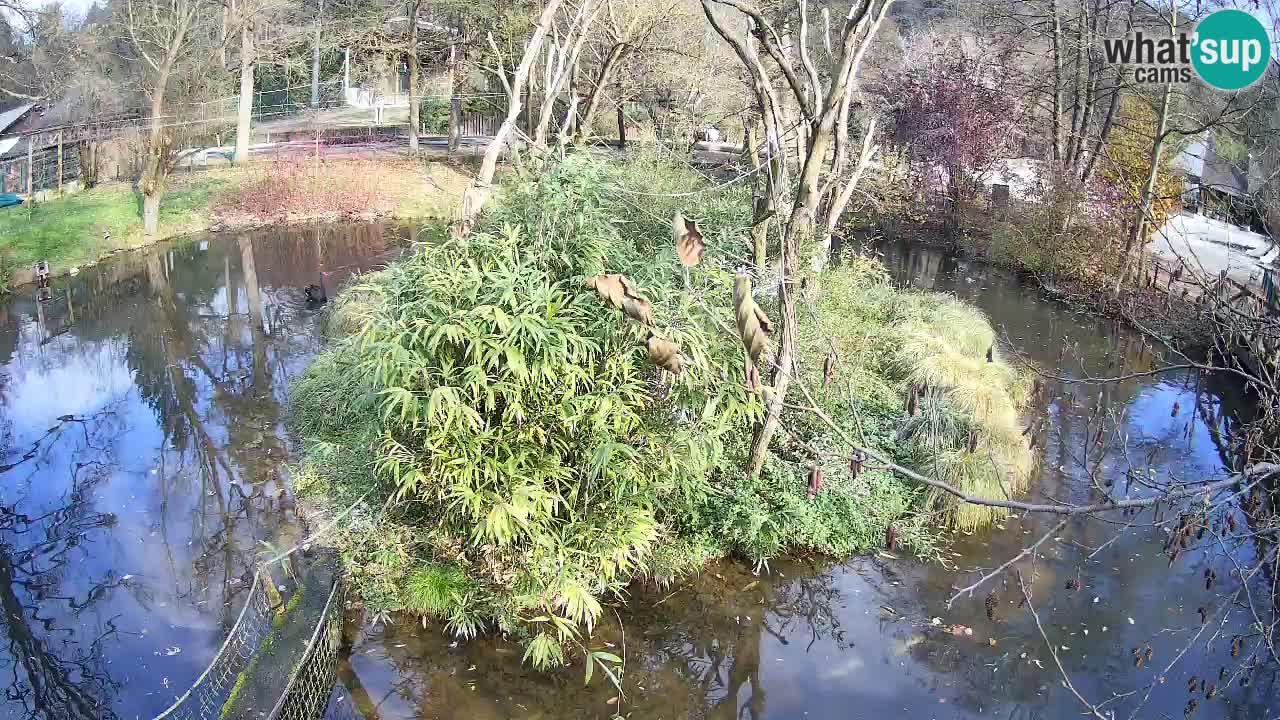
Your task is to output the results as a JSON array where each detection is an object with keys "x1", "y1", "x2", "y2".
[
  {"x1": 672, "y1": 213, "x2": 705, "y2": 267},
  {"x1": 1128, "y1": 617, "x2": 1135, "y2": 625},
  {"x1": 607, "y1": 696, "x2": 619, "y2": 705},
  {"x1": 741, "y1": 580, "x2": 760, "y2": 592}
]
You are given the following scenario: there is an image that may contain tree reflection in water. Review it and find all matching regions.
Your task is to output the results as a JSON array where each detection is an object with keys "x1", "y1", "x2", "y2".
[{"x1": 0, "y1": 221, "x2": 408, "y2": 719}]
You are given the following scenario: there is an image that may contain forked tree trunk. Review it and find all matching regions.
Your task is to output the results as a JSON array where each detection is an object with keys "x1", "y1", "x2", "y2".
[
  {"x1": 572, "y1": 43, "x2": 626, "y2": 144},
  {"x1": 141, "y1": 60, "x2": 177, "y2": 237},
  {"x1": 458, "y1": 0, "x2": 564, "y2": 230}
]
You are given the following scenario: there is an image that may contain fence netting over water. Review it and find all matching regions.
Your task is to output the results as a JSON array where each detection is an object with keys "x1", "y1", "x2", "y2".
[
  {"x1": 153, "y1": 571, "x2": 275, "y2": 720},
  {"x1": 265, "y1": 560, "x2": 348, "y2": 720},
  {"x1": 151, "y1": 557, "x2": 353, "y2": 720}
]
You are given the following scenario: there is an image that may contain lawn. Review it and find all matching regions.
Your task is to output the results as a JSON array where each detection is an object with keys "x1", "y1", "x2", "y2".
[
  {"x1": 0, "y1": 158, "x2": 469, "y2": 288},
  {"x1": 0, "y1": 172, "x2": 232, "y2": 278}
]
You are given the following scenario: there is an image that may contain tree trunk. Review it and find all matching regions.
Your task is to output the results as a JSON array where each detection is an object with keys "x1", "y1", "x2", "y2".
[
  {"x1": 234, "y1": 22, "x2": 255, "y2": 165},
  {"x1": 572, "y1": 43, "x2": 626, "y2": 144},
  {"x1": 1115, "y1": 78, "x2": 1172, "y2": 294},
  {"x1": 311, "y1": 0, "x2": 324, "y2": 107},
  {"x1": 747, "y1": 123, "x2": 835, "y2": 477},
  {"x1": 1081, "y1": 1, "x2": 1135, "y2": 182},
  {"x1": 824, "y1": 119, "x2": 878, "y2": 238},
  {"x1": 141, "y1": 61, "x2": 175, "y2": 238},
  {"x1": 458, "y1": 0, "x2": 564, "y2": 231},
  {"x1": 407, "y1": 52, "x2": 420, "y2": 152},
  {"x1": 1064, "y1": 3, "x2": 1085, "y2": 167},
  {"x1": 407, "y1": 0, "x2": 421, "y2": 154},
  {"x1": 1115, "y1": 9, "x2": 1176, "y2": 295},
  {"x1": 142, "y1": 188, "x2": 162, "y2": 236},
  {"x1": 1050, "y1": 0, "x2": 1064, "y2": 163},
  {"x1": 745, "y1": 121, "x2": 771, "y2": 269}
]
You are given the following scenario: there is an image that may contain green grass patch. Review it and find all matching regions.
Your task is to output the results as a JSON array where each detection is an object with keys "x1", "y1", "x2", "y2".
[{"x1": 0, "y1": 175, "x2": 230, "y2": 277}]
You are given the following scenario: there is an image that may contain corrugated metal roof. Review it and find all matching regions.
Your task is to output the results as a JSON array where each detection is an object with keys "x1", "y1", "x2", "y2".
[{"x1": 0, "y1": 104, "x2": 34, "y2": 134}]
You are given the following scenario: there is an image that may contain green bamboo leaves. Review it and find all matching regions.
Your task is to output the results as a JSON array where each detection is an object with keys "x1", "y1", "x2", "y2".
[{"x1": 586, "y1": 273, "x2": 681, "y2": 375}]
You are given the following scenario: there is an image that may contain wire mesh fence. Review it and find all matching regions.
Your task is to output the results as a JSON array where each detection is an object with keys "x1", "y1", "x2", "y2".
[
  {"x1": 147, "y1": 559, "x2": 351, "y2": 720},
  {"x1": 153, "y1": 570, "x2": 274, "y2": 720},
  {"x1": 267, "y1": 565, "x2": 346, "y2": 720},
  {"x1": 0, "y1": 146, "x2": 82, "y2": 194}
]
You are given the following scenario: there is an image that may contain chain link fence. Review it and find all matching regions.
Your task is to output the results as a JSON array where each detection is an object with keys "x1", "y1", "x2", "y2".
[
  {"x1": 266, "y1": 568, "x2": 346, "y2": 720},
  {"x1": 148, "y1": 558, "x2": 350, "y2": 720},
  {"x1": 153, "y1": 570, "x2": 274, "y2": 720}
]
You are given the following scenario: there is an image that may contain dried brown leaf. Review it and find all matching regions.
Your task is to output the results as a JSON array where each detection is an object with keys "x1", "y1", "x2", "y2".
[
  {"x1": 673, "y1": 213, "x2": 705, "y2": 267},
  {"x1": 646, "y1": 333, "x2": 682, "y2": 374},
  {"x1": 734, "y1": 274, "x2": 769, "y2": 363}
]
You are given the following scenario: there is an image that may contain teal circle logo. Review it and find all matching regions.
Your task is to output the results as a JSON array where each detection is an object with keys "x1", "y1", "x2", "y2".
[{"x1": 1192, "y1": 9, "x2": 1272, "y2": 91}]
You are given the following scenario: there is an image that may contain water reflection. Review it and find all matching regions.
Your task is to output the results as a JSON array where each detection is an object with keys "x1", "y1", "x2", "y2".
[
  {"x1": 0, "y1": 221, "x2": 409, "y2": 719},
  {"x1": 337, "y1": 240, "x2": 1277, "y2": 720}
]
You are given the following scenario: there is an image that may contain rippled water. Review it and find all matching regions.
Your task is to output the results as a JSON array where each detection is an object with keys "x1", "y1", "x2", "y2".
[
  {"x1": 2, "y1": 231, "x2": 1275, "y2": 720},
  {"x1": 0, "y1": 222, "x2": 410, "y2": 719}
]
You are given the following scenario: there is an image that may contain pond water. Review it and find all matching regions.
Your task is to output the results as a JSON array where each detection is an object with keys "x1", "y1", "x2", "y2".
[
  {"x1": 0, "y1": 221, "x2": 411, "y2": 719},
  {"x1": 335, "y1": 241, "x2": 1276, "y2": 720},
  {"x1": 2, "y1": 231, "x2": 1275, "y2": 720}
]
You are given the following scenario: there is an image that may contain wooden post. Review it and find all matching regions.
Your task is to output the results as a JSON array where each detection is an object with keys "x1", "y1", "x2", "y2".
[
  {"x1": 617, "y1": 105, "x2": 626, "y2": 149},
  {"x1": 57, "y1": 130, "x2": 63, "y2": 195}
]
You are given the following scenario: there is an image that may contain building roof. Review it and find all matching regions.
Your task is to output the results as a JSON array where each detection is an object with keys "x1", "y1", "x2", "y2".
[
  {"x1": 1173, "y1": 132, "x2": 1253, "y2": 197},
  {"x1": 0, "y1": 103, "x2": 35, "y2": 134}
]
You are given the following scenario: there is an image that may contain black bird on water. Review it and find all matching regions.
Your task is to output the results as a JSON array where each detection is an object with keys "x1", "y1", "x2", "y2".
[{"x1": 305, "y1": 271, "x2": 331, "y2": 305}]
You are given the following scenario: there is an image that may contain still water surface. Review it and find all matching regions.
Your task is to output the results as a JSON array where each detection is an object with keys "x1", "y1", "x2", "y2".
[
  {"x1": 0, "y1": 222, "x2": 409, "y2": 719},
  {"x1": 1, "y1": 231, "x2": 1275, "y2": 719}
]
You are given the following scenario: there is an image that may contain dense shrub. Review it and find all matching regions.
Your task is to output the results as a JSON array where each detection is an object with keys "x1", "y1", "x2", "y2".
[
  {"x1": 419, "y1": 97, "x2": 450, "y2": 134},
  {"x1": 290, "y1": 153, "x2": 1033, "y2": 667}
]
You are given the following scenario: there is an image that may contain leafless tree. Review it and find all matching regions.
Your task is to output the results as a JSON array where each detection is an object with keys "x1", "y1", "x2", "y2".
[
  {"x1": 122, "y1": 0, "x2": 213, "y2": 235},
  {"x1": 701, "y1": 0, "x2": 892, "y2": 476},
  {"x1": 457, "y1": 0, "x2": 564, "y2": 230}
]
